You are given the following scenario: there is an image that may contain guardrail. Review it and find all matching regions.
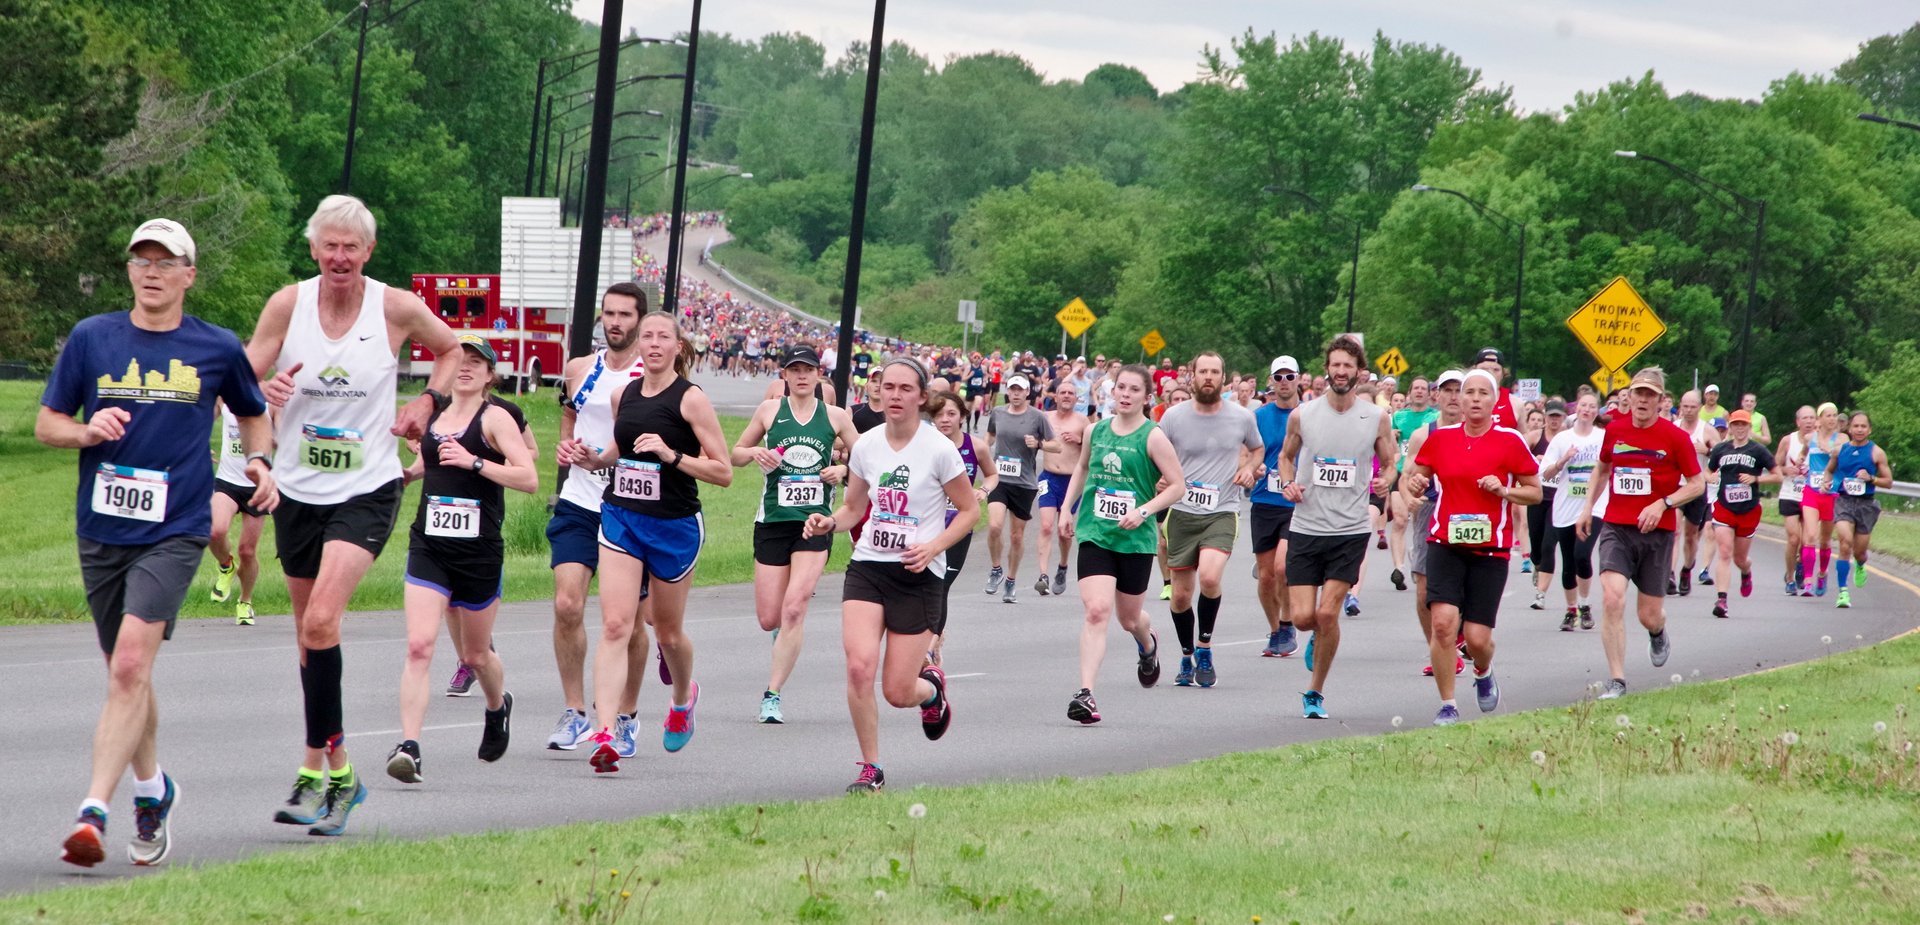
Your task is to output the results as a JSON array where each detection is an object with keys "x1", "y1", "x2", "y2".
[
  {"x1": 702, "y1": 248, "x2": 838, "y2": 330},
  {"x1": 1886, "y1": 480, "x2": 1919, "y2": 500}
]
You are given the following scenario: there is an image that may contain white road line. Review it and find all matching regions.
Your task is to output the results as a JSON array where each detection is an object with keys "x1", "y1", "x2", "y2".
[
  {"x1": 347, "y1": 722, "x2": 483, "y2": 739},
  {"x1": 945, "y1": 672, "x2": 987, "y2": 679}
]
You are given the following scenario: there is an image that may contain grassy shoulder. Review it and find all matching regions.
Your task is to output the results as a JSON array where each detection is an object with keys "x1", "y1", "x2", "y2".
[
  {"x1": 0, "y1": 380, "x2": 831, "y2": 625},
  {"x1": 14, "y1": 628, "x2": 1920, "y2": 922}
]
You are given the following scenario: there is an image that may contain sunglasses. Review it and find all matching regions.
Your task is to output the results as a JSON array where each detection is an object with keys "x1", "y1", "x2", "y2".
[{"x1": 1272, "y1": 372, "x2": 1298, "y2": 381}]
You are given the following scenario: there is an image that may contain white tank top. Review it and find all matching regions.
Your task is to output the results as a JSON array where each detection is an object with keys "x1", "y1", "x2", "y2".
[
  {"x1": 272, "y1": 277, "x2": 402, "y2": 504},
  {"x1": 215, "y1": 405, "x2": 253, "y2": 487},
  {"x1": 558, "y1": 348, "x2": 645, "y2": 511}
]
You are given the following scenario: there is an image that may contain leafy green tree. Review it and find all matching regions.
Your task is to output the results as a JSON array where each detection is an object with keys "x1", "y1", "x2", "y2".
[
  {"x1": 1836, "y1": 24, "x2": 1920, "y2": 118},
  {"x1": 725, "y1": 173, "x2": 852, "y2": 258}
]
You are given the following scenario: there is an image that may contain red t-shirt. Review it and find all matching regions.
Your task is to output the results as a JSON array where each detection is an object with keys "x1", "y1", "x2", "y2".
[
  {"x1": 1152, "y1": 368, "x2": 1178, "y2": 394},
  {"x1": 1414, "y1": 423, "x2": 1538, "y2": 555},
  {"x1": 1493, "y1": 389, "x2": 1519, "y2": 431},
  {"x1": 1598, "y1": 415, "x2": 1702, "y2": 531}
]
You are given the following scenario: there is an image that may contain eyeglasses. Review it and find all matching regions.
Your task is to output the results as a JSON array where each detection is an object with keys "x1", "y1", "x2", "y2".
[
  {"x1": 128, "y1": 257, "x2": 190, "y2": 271},
  {"x1": 1272, "y1": 372, "x2": 1298, "y2": 381}
]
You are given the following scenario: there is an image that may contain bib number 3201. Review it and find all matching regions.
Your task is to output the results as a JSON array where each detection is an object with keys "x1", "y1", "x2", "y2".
[{"x1": 425, "y1": 496, "x2": 480, "y2": 538}]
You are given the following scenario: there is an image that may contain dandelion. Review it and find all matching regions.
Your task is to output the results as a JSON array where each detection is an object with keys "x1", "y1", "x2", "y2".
[
  {"x1": 1821, "y1": 635, "x2": 1832, "y2": 645},
  {"x1": 1165, "y1": 916, "x2": 1176, "y2": 923},
  {"x1": 1615, "y1": 714, "x2": 1632, "y2": 728},
  {"x1": 1874, "y1": 721, "x2": 1888, "y2": 734},
  {"x1": 1391, "y1": 715, "x2": 1404, "y2": 728},
  {"x1": 875, "y1": 890, "x2": 889, "y2": 902},
  {"x1": 621, "y1": 892, "x2": 632, "y2": 900},
  {"x1": 1855, "y1": 634, "x2": 1864, "y2": 642},
  {"x1": 1615, "y1": 730, "x2": 1628, "y2": 743},
  {"x1": 1781, "y1": 731, "x2": 1800, "y2": 746},
  {"x1": 1691, "y1": 669, "x2": 1701, "y2": 678},
  {"x1": 1671, "y1": 674, "x2": 1683, "y2": 684},
  {"x1": 609, "y1": 869, "x2": 620, "y2": 878},
  {"x1": 908, "y1": 803, "x2": 927, "y2": 819},
  {"x1": 1530, "y1": 750, "x2": 1547, "y2": 766}
]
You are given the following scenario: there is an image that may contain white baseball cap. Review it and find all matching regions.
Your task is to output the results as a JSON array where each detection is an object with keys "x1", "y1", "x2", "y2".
[
  {"x1": 128, "y1": 218, "x2": 196, "y2": 264},
  {"x1": 1704, "y1": 383, "x2": 1720, "y2": 394},
  {"x1": 1434, "y1": 369, "x2": 1466, "y2": 389},
  {"x1": 1269, "y1": 355, "x2": 1300, "y2": 376},
  {"x1": 1006, "y1": 374, "x2": 1031, "y2": 390}
]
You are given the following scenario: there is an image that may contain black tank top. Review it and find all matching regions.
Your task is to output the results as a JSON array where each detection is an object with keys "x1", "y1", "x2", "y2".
[
  {"x1": 607, "y1": 375, "x2": 703, "y2": 518},
  {"x1": 412, "y1": 402, "x2": 508, "y2": 547},
  {"x1": 1531, "y1": 432, "x2": 1550, "y2": 456}
]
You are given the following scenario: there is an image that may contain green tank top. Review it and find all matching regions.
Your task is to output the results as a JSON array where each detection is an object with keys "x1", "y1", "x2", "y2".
[
  {"x1": 1074, "y1": 416, "x2": 1161, "y2": 555},
  {"x1": 758, "y1": 397, "x2": 837, "y2": 522}
]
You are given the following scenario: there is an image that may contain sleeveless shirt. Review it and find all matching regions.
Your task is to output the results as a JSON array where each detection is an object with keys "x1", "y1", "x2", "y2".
[{"x1": 272, "y1": 277, "x2": 401, "y2": 504}]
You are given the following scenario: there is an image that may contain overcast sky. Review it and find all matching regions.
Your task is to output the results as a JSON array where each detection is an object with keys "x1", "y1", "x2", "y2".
[{"x1": 575, "y1": 1, "x2": 1914, "y2": 112}]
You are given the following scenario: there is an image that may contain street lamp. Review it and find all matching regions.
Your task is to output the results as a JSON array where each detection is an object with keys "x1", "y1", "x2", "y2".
[
  {"x1": 524, "y1": 37, "x2": 685, "y2": 194},
  {"x1": 1613, "y1": 150, "x2": 1766, "y2": 396},
  {"x1": 1411, "y1": 184, "x2": 1526, "y2": 374},
  {"x1": 1261, "y1": 186, "x2": 1360, "y2": 333},
  {"x1": 1857, "y1": 112, "x2": 1920, "y2": 132}
]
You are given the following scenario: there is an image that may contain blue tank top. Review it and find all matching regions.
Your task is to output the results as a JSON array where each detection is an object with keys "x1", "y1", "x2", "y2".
[
  {"x1": 1807, "y1": 432, "x2": 1843, "y2": 495},
  {"x1": 1834, "y1": 440, "x2": 1877, "y2": 498},
  {"x1": 1250, "y1": 403, "x2": 1294, "y2": 508}
]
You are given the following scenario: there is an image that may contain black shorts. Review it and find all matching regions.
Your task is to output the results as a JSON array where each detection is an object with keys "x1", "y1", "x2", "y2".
[
  {"x1": 1285, "y1": 532, "x2": 1369, "y2": 588},
  {"x1": 1778, "y1": 498, "x2": 1803, "y2": 519},
  {"x1": 1679, "y1": 494, "x2": 1710, "y2": 528},
  {"x1": 1594, "y1": 521, "x2": 1675, "y2": 597},
  {"x1": 988, "y1": 483, "x2": 1038, "y2": 521},
  {"x1": 214, "y1": 478, "x2": 268, "y2": 519},
  {"x1": 1422, "y1": 543, "x2": 1509, "y2": 628},
  {"x1": 1076, "y1": 543, "x2": 1155, "y2": 596},
  {"x1": 1250, "y1": 503, "x2": 1294, "y2": 554},
  {"x1": 843, "y1": 559, "x2": 943, "y2": 635},
  {"x1": 79, "y1": 534, "x2": 208, "y2": 656},
  {"x1": 272, "y1": 479, "x2": 403, "y2": 580},
  {"x1": 406, "y1": 539, "x2": 504, "y2": 611},
  {"x1": 753, "y1": 519, "x2": 832, "y2": 567}
]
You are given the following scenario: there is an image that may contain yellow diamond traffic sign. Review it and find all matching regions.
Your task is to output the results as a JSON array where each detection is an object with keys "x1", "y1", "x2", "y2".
[
  {"x1": 1055, "y1": 297, "x2": 1098, "y2": 338},
  {"x1": 1566, "y1": 277, "x2": 1665, "y2": 373},
  {"x1": 1374, "y1": 347, "x2": 1409, "y2": 379},
  {"x1": 1140, "y1": 329, "x2": 1166, "y2": 356},
  {"x1": 1589, "y1": 367, "x2": 1631, "y2": 394}
]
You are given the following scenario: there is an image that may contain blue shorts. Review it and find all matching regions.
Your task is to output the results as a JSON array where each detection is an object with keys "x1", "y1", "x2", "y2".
[
  {"x1": 1037, "y1": 470, "x2": 1076, "y2": 511},
  {"x1": 598, "y1": 506, "x2": 705, "y2": 583},
  {"x1": 546, "y1": 498, "x2": 601, "y2": 571}
]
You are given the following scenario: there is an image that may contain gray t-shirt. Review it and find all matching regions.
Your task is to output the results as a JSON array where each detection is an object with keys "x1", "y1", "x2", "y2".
[
  {"x1": 988, "y1": 406, "x2": 1054, "y2": 489},
  {"x1": 1160, "y1": 400, "x2": 1263, "y2": 515},
  {"x1": 1288, "y1": 395, "x2": 1385, "y2": 536}
]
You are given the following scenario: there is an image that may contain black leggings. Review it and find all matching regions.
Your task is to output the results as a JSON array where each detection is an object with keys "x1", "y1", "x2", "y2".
[
  {"x1": 1529, "y1": 486, "x2": 1556, "y2": 571},
  {"x1": 1544, "y1": 520, "x2": 1594, "y2": 590},
  {"x1": 935, "y1": 531, "x2": 974, "y2": 634}
]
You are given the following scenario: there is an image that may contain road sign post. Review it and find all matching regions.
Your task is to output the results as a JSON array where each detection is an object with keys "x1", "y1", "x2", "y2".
[
  {"x1": 1589, "y1": 367, "x2": 1630, "y2": 394},
  {"x1": 1140, "y1": 329, "x2": 1166, "y2": 357},
  {"x1": 1566, "y1": 277, "x2": 1666, "y2": 375}
]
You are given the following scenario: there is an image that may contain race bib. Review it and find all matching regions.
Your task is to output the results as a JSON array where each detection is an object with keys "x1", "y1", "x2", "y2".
[
  {"x1": 1094, "y1": 487, "x2": 1136, "y2": 522},
  {"x1": 1786, "y1": 475, "x2": 1806, "y2": 495},
  {"x1": 224, "y1": 424, "x2": 244, "y2": 460},
  {"x1": 1612, "y1": 467, "x2": 1652, "y2": 496},
  {"x1": 425, "y1": 495, "x2": 480, "y2": 538},
  {"x1": 1722, "y1": 482, "x2": 1753, "y2": 505},
  {"x1": 778, "y1": 474, "x2": 825, "y2": 508},
  {"x1": 868, "y1": 511, "x2": 916, "y2": 552},
  {"x1": 1266, "y1": 469, "x2": 1285, "y2": 494},
  {"x1": 300, "y1": 424, "x2": 364, "y2": 473},
  {"x1": 1311, "y1": 456, "x2": 1357, "y2": 490},
  {"x1": 613, "y1": 459, "x2": 662, "y2": 501},
  {"x1": 1184, "y1": 480, "x2": 1220, "y2": 511},
  {"x1": 578, "y1": 445, "x2": 609, "y2": 486},
  {"x1": 1567, "y1": 468, "x2": 1592, "y2": 498},
  {"x1": 91, "y1": 464, "x2": 167, "y2": 523},
  {"x1": 1843, "y1": 478, "x2": 1868, "y2": 497},
  {"x1": 995, "y1": 455, "x2": 1021, "y2": 479},
  {"x1": 1446, "y1": 513, "x2": 1492, "y2": 546},
  {"x1": 1809, "y1": 471, "x2": 1831, "y2": 492}
]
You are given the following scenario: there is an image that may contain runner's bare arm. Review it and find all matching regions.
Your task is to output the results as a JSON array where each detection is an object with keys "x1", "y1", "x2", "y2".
[
  {"x1": 673, "y1": 387, "x2": 734, "y2": 487},
  {"x1": 1142, "y1": 429, "x2": 1187, "y2": 517},
  {"x1": 480, "y1": 405, "x2": 539, "y2": 494},
  {"x1": 35, "y1": 405, "x2": 128, "y2": 449},
  {"x1": 249, "y1": 286, "x2": 299, "y2": 402},
  {"x1": 1056, "y1": 422, "x2": 1097, "y2": 539},
  {"x1": 729, "y1": 400, "x2": 779, "y2": 467},
  {"x1": 235, "y1": 411, "x2": 280, "y2": 511},
  {"x1": 389, "y1": 288, "x2": 460, "y2": 440}
]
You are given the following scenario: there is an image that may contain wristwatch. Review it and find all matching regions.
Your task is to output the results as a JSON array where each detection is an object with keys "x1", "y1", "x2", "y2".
[
  {"x1": 470, "y1": 458, "x2": 484, "y2": 473},
  {"x1": 245, "y1": 452, "x2": 273, "y2": 470},
  {"x1": 425, "y1": 388, "x2": 451, "y2": 411}
]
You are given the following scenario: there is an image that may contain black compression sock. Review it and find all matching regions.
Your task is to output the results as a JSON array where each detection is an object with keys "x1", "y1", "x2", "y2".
[
  {"x1": 305, "y1": 645, "x2": 345, "y2": 750},
  {"x1": 1172, "y1": 607, "x2": 1195, "y2": 654},
  {"x1": 1196, "y1": 593, "x2": 1221, "y2": 645}
]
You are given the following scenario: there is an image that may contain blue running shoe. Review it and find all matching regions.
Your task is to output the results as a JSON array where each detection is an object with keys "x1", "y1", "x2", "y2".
[
  {"x1": 1276, "y1": 623, "x2": 1298, "y2": 657},
  {"x1": 1174, "y1": 655, "x2": 1195, "y2": 687},
  {"x1": 1433, "y1": 703, "x2": 1461, "y2": 726},
  {"x1": 1815, "y1": 573, "x2": 1827, "y2": 597},
  {"x1": 1785, "y1": 580, "x2": 1798, "y2": 596},
  {"x1": 546, "y1": 708, "x2": 592, "y2": 750},
  {"x1": 307, "y1": 773, "x2": 366, "y2": 837},
  {"x1": 1261, "y1": 630, "x2": 1284, "y2": 657},
  {"x1": 1520, "y1": 556, "x2": 1533, "y2": 574},
  {"x1": 612, "y1": 713, "x2": 639, "y2": 758},
  {"x1": 1302, "y1": 690, "x2": 1327, "y2": 719},
  {"x1": 1344, "y1": 593, "x2": 1361, "y2": 616},
  {"x1": 128, "y1": 774, "x2": 178, "y2": 866},
  {"x1": 662, "y1": 682, "x2": 699, "y2": 753},
  {"x1": 1304, "y1": 633, "x2": 1315, "y2": 672},
  {"x1": 1194, "y1": 648, "x2": 1217, "y2": 688},
  {"x1": 1474, "y1": 672, "x2": 1500, "y2": 713}
]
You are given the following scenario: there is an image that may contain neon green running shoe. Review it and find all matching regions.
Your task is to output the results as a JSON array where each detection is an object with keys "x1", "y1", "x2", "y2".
[
  {"x1": 1855, "y1": 561, "x2": 1867, "y2": 587},
  {"x1": 210, "y1": 560, "x2": 236, "y2": 602},
  {"x1": 235, "y1": 601, "x2": 256, "y2": 626},
  {"x1": 1836, "y1": 589, "x2": 1852, "y2": 609}
]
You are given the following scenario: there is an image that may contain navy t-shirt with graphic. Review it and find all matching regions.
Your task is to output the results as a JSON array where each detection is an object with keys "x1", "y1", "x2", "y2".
[{"x1": 42, "y1": 312, "x2": 267, "y2": 545}]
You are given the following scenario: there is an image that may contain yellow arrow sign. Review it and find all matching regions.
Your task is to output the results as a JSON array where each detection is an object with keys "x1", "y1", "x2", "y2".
[
  {"x1": 1589, "y1": 367, "x2": 1631, "y2": 394},
  {"x1": 1140, "y1": 329, "x2": 1166, "y2": 356},
  {"x1": 1566, "y1": 276, "x2": 1665, "y2": 373},
  {"x1": 1374, "y1": 347, "x2": 1409, "y2": 379},
  {"x1": 1055, "y1": 297, "x2": 1098, "y2": 338}
]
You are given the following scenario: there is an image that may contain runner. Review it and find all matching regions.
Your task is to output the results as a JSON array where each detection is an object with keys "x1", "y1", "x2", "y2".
[
  {"x1": 1034, "y1": 379, "x2": 1088, "y2": 596},
  {"x1": 1401, "y1": 369, "x2": 1541, "y2": 725},
  {"x1": 1274, "y1": 335, "x2": 1396, "y2": 719},
  {"x1": 980, "y1": 374, "x2": 1058, "y2": 604},
  {"x1": 1059, "y1": 364, "x2": 1184, "y2": 723},
  {"x1": 964, "y1": 355, "x2": 990, "y2": 431},
  {"x1": 249, "y1": 195, "x2": 461, "y2": 835},
  {"x1": 1387, "y1": 377, "x2": 1438, "y2": 593},
  {"x1": 1774, "y1": 407, "x2": 1815, "y2": 594},
  {"x1": 1152, "y1": 383, "x2": 1191, "y2": 600},
  {"x1": 1537, "y1": 392, "x2": 1604, "y2": 631},
  {"x1": 1471, "y1": 348, "x2": 1521, "y2": 429},
  {"x1": 1826, "y1": 412, "x2": 1893, "y2": 609},
  {"x1": 542, "y1": 283, "x2": 651, "y2": 754},
  {"x1": 1741, "y1": 392, "x2": 1772, "y2": 446},
  {"x1": 804, "y1": 359, "x2": 973, "y2": 793},
  {"x1": 1575, "y1": 367, "x2": 1704, "y2": 700},
  {"x1": 925, "y1": 391, "x2": 996, "y2": 667},
  {"x1": 1251, "y1": 356, "x2": 1302, "y2": 658},
  {"x1": 1525, "y1": 399, "x2": 1567, "y2": 609},
  {"x1": 1795, "y1": 402, "x2": 1846, "y2": 597},
  {"x1": 1699, "y1": 384, "x2": 1728, "y2": 422},
  {"x1": 386, "y1": 336, "x2": 538, "y2": 781},
  {"x1": 563, "y1": 311, "x2": 733, "y2": 772},
  {"x1": 1159, "y1": 351, "x2": 1263, "y2": 688},
  {"x1": 43, "y1": 219, "x2": 275, "y2": 867},
  {"x1": 208, "y1": 401, "x2": 267, "y2": 625},
  {"x1": 1706, "y1": 410, "x2": 1777, "y2": 618},
  {"x1": 1667, "y1": 390, "x2": 1716, "y2": 596},
  {"x1": 1401, "y1": 371, "x2": 1468, "y2": 675},
  {"x1": 441, "y1": 391, "x2": 535, "y2": 696},
  {"x1": 730, "y1": 346, "x2": 859, "y2": 724}
]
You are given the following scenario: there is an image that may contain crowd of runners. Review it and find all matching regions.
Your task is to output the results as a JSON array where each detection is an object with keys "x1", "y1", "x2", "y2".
[{"x1": 39, "y1": 200, "x2": 1899, "y2": 869}]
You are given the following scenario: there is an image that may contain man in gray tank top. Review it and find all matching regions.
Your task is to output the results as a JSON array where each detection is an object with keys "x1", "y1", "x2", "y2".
[{"x1": 1273, "y1": 335, "x2": 1396, "y2": 720}]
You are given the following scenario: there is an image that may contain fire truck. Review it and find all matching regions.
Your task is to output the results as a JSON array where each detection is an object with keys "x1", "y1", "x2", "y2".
[{"x1": 409, "y1": 197, "x2": 639, "y2": 391}]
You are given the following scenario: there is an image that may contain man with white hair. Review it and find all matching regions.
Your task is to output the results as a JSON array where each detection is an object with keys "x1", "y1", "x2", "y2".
[{"x1": 248, "y1": 194, "x2": 461, "y2": 836}]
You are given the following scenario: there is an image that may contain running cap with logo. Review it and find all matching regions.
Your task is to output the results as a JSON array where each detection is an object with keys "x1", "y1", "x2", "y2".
[
  {"x1": 128, "y1": 218, "x2": 196, "y2": 263},
  {"x1": 1434, "y1": 369, "x2": 1466, "y2": 389},
  {"x1": 782, "y1": 345, "x2": 822, "y2": 368},
  {"x1": 1006, "y1": 374, "x2": 1032, "y2": 390},
  {"x1": 1628, "y1": 367, "x2": 1667, "y2": 394},
  {"x1": 1727, "y1": 409, "x2": 1751, "y2": 424},
  {"x1": 456, "y1": 333, "x2": 497, "y2": 365},
  {"x1": 1473, "y1": 347, "x2": 1504, "y2": 366},
  {"x1": 1270, "y1": 355, "x2": 1300, "y2": 376}
]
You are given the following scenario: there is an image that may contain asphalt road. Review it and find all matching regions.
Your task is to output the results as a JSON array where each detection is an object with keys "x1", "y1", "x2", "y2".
[{"x1": 4, "y1": 509, "x2": 1915, "y2": 893}]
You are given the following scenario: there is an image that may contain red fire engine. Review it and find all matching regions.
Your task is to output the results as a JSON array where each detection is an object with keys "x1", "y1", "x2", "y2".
[{"x1": 409, "y1": 274, "x2": 568, "y2": 392}]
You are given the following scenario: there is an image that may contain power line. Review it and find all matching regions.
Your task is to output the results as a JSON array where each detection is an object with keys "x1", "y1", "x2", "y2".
[{"x1": 199, "y1": 5, "x2": 362, "y2": 100}]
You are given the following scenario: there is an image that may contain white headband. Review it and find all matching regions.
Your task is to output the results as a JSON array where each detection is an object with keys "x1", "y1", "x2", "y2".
[{"x1": 1464, "y1": 369, "x2": 1500, "y2": 390}]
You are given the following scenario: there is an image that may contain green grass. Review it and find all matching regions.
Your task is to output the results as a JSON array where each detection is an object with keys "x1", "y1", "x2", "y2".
[
  {"x1": 0, "y1": 380, "x2": 818, "y2": 624},
  {"x1": 12, "y1": 625, "x2": 1920, "y2": 922}
]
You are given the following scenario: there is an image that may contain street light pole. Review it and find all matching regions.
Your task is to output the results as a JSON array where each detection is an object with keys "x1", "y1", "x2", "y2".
[
  {"x1": 339, "y1": 0, "x2": 371, "y2": 192},
  {"x1": 1410, "y1": 184, "x2": 1527, "y2": 374},
  {"x1": 566, "y1": 0, "x2": 624, "y2": 363},
  {"x1": 1261, "y1": 186, "x2": 1360, "y2": 332},
  {"x1": 663, "y1": 0, "x2": 704, "y2": 314},
  {"x1": 834, "y1": 0, "x2": 887, "y2": 408},
  {"x1": 1857, "y1": 112, "x2": 1920, "y2": 132}
]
